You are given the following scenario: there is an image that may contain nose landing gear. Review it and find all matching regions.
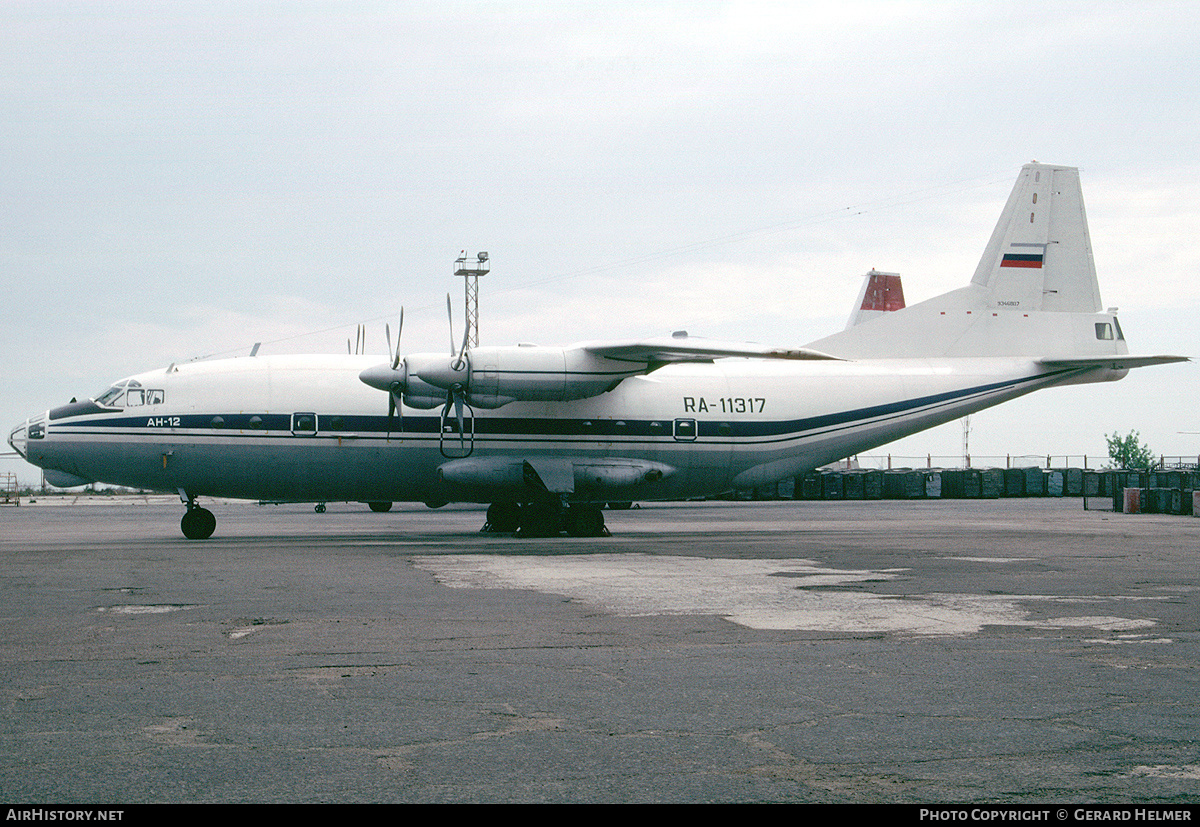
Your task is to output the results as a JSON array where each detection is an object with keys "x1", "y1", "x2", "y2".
[{"x1": 179, "y1": 490, "x2": 216, "y2": 540}]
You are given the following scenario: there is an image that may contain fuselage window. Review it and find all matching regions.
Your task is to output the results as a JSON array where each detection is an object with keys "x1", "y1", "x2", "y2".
[
  {"x1": 125, "y1": 389, "x2": 145, "y2": 407},
  {"x1": 1095, "y1": 322, "x2": 1114, "y2": 340},
  {"x1": 145, "y1": 389, "x2": 164, "y2": 405},
  {"x1": 1113, "y1": 317, "x2": 1125, "y2": 340},
  {"x1": 292, "y1": 413, "x2": 317, "y2": 434}
]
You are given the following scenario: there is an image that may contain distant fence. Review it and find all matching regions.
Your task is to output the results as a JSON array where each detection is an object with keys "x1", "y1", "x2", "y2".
[
  {"x1": 852, "y1": 455, "x2": 1200, "y2": 471},
  {"x1": 732, "y1": 467, "x2": 1199, "y2": 516}
]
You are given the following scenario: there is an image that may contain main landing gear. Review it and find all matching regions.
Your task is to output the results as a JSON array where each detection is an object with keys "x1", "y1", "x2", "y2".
[
  {"x1": 482, "y1": 500, "x2": 610, "y2": 538},
  {"x1": 179, "y1": 490, "x2": 216, "y2": 540}
]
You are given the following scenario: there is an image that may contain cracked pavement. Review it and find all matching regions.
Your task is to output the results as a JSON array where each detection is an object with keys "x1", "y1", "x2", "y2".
[{"x1": 1, "y1": 498, "x2": 1197, "y2": 802}]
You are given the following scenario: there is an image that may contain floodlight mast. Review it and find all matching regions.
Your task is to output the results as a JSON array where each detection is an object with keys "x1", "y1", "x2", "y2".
[{"x1": 454, "y1": 251, "x2": 489, "y2": 349}]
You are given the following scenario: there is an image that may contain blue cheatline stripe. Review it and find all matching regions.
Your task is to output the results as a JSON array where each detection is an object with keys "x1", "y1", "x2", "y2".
[{"x1": 47, "y1": 370, "x2": 1072, "y2": 444}]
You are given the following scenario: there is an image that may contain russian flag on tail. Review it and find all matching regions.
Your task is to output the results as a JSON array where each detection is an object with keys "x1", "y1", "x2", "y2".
[{"x1": 1000, "y1": 252, "x2": 1044, "y2": 268}]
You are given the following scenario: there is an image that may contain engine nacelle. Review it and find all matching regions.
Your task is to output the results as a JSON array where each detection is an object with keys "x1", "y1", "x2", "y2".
[
  {"x1": 437, "y1": 456, "x2": 676, "y2": 497},
  {"x1": 407, "y1": 345, "x2": 645, "y2": 409},
  {"x1": 401, "y1": 376, "x2": 448, "y2": 409}
]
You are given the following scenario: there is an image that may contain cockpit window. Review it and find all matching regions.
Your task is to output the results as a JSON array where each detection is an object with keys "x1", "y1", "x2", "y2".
[
  {"x1": 95, "y1": 386, "x2": 125, "y2": 407},
  {"x1": 94, "y1": 382, "x2": 164, "y2": 408}
]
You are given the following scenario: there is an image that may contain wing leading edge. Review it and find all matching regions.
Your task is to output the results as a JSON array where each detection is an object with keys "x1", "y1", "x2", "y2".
[{"x1": 578, "y1": 337, "x2": 842, "y2": 366}]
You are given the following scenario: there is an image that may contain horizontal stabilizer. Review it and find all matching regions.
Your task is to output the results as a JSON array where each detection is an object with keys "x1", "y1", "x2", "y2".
[{"x1": 1038, "y1": 355, "x2": 1190, "y2": 370}]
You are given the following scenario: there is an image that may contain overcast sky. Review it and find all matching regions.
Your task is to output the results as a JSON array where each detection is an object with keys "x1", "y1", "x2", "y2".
[{"x1": 3, "y1": 1, "x2": 1197, "y2": 485}]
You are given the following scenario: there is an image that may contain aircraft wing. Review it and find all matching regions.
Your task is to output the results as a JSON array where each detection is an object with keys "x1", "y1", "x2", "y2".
[
  {"x1": 578, "y1": 337, "x2": 843, "y2": 365},
  {"x1": 1039, "y1": 355, "x2": 1190, "y2": 370}
]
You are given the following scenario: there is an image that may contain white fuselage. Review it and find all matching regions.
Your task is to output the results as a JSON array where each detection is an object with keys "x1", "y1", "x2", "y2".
[{"x1": 12, "y1": 353, "x2": 1117, "y2": 504}]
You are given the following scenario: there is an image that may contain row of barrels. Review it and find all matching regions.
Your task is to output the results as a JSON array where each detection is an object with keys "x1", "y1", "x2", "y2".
[{"x1": 739, "y1": 468, "x2": 1198, "y2": 514}]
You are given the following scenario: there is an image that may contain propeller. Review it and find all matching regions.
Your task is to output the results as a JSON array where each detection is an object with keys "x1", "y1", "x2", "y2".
[{"x1": 357, "y1": 297, "x2": 473, "y2": 447}]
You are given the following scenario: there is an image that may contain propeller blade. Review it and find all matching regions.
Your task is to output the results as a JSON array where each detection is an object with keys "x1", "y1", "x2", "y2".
[
  {"x1": 453, "y1": 318, "x2": 470, "y2": 371},
  {"x1": 392, "y1": 307, "x2": 404, "y2": 370},
  {"x1": 387, "y1": 380, "x2": 403, "y2": 437},
  {"x1": 447, "y1": 295, "x2": 470, "y2": 371},
  {"x1": 451, "y1": 386, "x2": 466, "y2": 451}
]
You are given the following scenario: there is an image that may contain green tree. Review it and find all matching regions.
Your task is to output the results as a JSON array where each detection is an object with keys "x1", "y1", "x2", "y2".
[{"x1": 1105, "y1": 430, "x2": 1154, "y2": 469}]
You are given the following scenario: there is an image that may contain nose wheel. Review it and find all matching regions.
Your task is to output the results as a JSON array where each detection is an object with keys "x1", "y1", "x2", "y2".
[
  {"x1": 180, "y1": 505, "x2": 216, "y2": 540},
  {"x1": 179, "y1": 489, "x2": 217, "y2": 540}
]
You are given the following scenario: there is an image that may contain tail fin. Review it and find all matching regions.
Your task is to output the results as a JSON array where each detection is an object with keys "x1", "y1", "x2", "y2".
[
  {"x1": 970, "y1": 163, "x2": 1101, "y2": 313},
  {"x1": 807, "y1": 162, "x2": 1127, "y2": 361},
  {"x1": 845, "y1": 270, "x2": 905, "y2": 329}
]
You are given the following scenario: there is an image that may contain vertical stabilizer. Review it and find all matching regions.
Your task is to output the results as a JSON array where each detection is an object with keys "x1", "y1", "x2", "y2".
[
  {"x1": 971, "y1": 163, "x2": 1102, "y2": 313},
  {"x1": 806, "y1": 163, "x2": 1121, "y2": 360}
]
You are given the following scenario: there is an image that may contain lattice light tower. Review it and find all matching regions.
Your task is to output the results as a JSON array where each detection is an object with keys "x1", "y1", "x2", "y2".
[
  {"x1": 454, "y1": 251, "x2": 489, "y2": 349},
  {"x1": 962, "y1": 415, "x2": 972, "y2": 468}
]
